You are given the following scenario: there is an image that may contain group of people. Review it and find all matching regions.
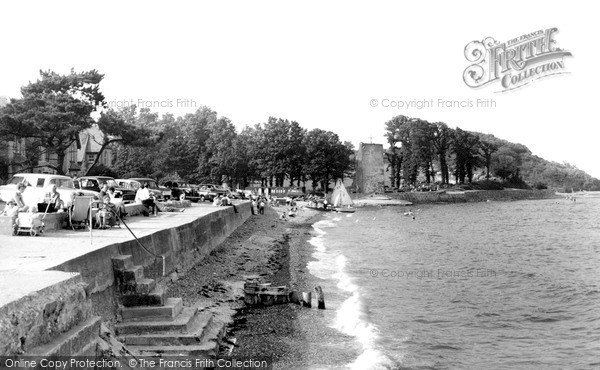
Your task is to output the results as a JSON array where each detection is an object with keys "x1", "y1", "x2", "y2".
[
  {"x1": 306, "y1": 194, "x2": 328, "y2": 209},
  {"x1": 1, "y1": 181, "x2": 130, "y2": 229}
]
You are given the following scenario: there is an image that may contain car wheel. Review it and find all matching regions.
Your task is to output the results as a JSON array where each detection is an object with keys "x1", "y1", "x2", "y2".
[{"x1": 179, "y1": 193, "x2": 186, "y2": 201}]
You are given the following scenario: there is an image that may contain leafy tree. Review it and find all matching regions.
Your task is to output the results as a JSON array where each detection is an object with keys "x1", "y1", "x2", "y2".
[
  {"x1": 431, "y1": 122, "x2": 452, "y2": 184},
  {"x1": 89, "y1": 107, "x2": 159, "y2": 175},
  {"x1": 452, "y1": 128, "x2": 480, "y2": 184},
  {"x1": 0, "y1": 69, "x2": 105, "y2": 175},
  {"x1": 303, "y1": 129, "x2": 352, "y2": 191}
]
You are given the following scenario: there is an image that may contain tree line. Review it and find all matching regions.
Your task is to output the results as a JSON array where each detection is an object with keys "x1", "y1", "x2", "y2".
[
  {"x1": 0, "y1": 69, "x2": 354, "y2": 190},
  {"x1": 384, "y1": 115, "x2": 600, "y2": 191}
]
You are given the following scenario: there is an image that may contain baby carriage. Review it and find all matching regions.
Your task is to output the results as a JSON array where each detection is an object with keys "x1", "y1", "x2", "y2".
[{"x1": 13, "y1": 213, "x2": 45, "y2": 236}]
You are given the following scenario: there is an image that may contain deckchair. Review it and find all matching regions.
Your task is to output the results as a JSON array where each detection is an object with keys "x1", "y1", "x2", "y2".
[{"x1": 69, "y1": 196, "x2": 93, "y2": 230}]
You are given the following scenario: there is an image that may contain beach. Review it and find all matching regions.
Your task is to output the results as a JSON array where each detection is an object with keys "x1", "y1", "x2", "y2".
[{"x1": 164, "y1": 203, "x2": 354, "y2": 369}]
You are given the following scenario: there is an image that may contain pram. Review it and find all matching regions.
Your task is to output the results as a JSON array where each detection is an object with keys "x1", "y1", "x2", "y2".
[{"x1": 13, "y1": 213, "x2": 45, "y2": 236}]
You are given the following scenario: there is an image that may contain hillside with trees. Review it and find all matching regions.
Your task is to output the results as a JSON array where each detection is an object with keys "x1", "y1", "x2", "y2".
[{"x1": 384, "y1": 115, "x2": 600, "y2": 192}]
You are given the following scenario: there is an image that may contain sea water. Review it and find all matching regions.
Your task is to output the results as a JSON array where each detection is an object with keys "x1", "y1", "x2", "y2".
[{"x1": 306, "y1": 198, "x2": 600, "y2": 369}]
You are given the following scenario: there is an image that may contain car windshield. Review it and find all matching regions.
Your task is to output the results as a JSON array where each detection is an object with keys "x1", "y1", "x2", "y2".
[
  {"x1": 8, "y1": 176, "x2": 26, "y2": 185},
  {"x1": 139, "y1": 180, "x2": 158, "y2": 188},
  {"x1": 50, "y1": 178, "x2": 75, "y2": 189},
  {"x1": 96, "y1": 178, "x2": 117, "y2": 187},
  {"x1": 105, "y1": 180, "x2": 119, "y2": 188}
]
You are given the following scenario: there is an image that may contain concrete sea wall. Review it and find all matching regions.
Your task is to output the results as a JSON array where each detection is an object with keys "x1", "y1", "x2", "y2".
[
  {"x1": 388, "y1": 189, "x2": 558, "y2": 204},
  {"x1": 51, "y1": 202, "x2": 252, "y2": 295},
  {"x1": 0, "y1": 203, "x2": 252, "y2": 355}
]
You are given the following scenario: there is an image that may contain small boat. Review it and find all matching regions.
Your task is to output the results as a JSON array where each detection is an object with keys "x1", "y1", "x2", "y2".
[
  {"x1": 331, "y1": 179, "x2": 356, "y2": 213},
  {"x1": 305, "y1": 201, "x2": 332, "y2": 212}
]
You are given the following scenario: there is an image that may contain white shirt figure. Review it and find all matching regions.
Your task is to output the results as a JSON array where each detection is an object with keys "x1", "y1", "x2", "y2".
[{"x1": 135, "y1": 187, "x2": 151, "y2": 203}]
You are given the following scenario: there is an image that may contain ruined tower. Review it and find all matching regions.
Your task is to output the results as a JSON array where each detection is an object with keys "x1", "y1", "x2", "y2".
[{"x1": 354, "y1": 143, "x2": 384, "y2": 194}]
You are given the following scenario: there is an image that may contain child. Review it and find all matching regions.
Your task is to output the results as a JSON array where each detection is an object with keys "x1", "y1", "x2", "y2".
[{"x1": 2, "y1": 201, "x2": 19, "y2": 217}]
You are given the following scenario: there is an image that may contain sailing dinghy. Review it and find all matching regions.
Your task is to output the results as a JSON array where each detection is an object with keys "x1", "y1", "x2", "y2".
[{"x1": 331, "y1": 179, "x2": 356, "y2": 213}]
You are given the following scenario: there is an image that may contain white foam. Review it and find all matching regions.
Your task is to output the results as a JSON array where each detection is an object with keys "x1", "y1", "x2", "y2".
[{"x1": 308, "y1": 217, "x2": 396, "y2": 369}]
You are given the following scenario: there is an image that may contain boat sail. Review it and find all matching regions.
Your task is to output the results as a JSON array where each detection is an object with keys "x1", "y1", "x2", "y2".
[{"x1": 331, "y1": 179, "x2": 355, "y2": 213}]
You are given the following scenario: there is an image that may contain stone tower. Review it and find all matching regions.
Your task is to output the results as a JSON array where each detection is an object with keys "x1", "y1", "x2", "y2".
[{"x1": 354, "y1": 143, "x2": 384, "y2": 194}]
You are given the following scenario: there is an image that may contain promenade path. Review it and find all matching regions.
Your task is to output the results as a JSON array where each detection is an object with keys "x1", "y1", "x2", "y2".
[{"x1": 0, "y1": 203, "x2": 223, "y2": 306}]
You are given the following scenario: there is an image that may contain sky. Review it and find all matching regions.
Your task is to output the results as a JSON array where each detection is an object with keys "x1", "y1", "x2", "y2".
[{"x1": 1, "y1": 1, "x2": 598, "y2": 178}]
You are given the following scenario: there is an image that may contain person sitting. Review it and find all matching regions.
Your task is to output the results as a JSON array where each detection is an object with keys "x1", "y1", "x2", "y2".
[
  {"x1": 42, "y1": 184, "x2": 65, "y2": 212},
  {"x1": 135, "y1": 184, "x2": 160, "y2": 215},
  {"x1": 107, "y1": 186, "x2": 127, "y2": 219},
  {"x1": 220, "y1": 194, "x2": 230, "y2": 206},
  {"x1": 13, "y1": 183, "x2": 30, "y2": 212}
]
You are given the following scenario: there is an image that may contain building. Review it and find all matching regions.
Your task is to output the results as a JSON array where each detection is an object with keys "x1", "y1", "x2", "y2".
[
  {"x1": 0, "y1": 97, "x2": 112, "y2": 181},
  {"x1": 354, "y1": 143, "x2": 385, "y2": 193}
]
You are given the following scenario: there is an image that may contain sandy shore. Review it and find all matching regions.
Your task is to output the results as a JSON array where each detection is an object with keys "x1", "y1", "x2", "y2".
[{"x1": 165, "y1": 203, "x2": 357, "y2": 368}]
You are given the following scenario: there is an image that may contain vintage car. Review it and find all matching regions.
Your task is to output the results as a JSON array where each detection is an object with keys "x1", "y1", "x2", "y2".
[
  {"x1": 0, "y1": 173, "x2": 97, "y2": 209},
  {"x1": 74, "y1": 176, "x2": 136, "y2": 204},
  {"x1": 196, "y1": 184, "x2": 227, "y2": 202},
  {"x1": 162, "y1": 181, "x2": 201, "y2": 202},
  {"x1": 115, "y1": 178, "x2": 172, "y2": 201}
]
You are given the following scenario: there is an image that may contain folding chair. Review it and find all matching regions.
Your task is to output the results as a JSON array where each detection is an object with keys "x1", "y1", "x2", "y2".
[{"x1": 69, "y1": 196, "x2": 93, "y2": 230}]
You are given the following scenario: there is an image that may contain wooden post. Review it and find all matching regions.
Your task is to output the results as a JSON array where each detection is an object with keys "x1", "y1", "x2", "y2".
[
  {"x1": 289, "y1": 291, "x2": 301, "y2": 304},
  {"x1": 301, "y1": 292, "x2": 312, "y2": 308},
  {"x1": 314, "y1": 286, "x2": 325, "y2": 309}
]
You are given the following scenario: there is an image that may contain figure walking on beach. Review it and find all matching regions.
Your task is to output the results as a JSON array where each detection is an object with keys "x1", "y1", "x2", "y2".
[{"x1": 259, "y1": 198, "x2": 265, "y2": 215}]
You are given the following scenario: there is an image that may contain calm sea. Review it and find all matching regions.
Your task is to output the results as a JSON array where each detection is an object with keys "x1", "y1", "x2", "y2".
[{"x1": 306, "y1": 197, "x2": 600, "y2": 369}]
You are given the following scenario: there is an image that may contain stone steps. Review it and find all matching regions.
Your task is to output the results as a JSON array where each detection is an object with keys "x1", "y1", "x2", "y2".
[
  {"x1": 111, "y1": 254, "x2": 226, "y2": 357},
  {"x1": 120, "y1": 297, "x2": 183, "y2": 322},
  {"x1": 134, "y1": 341, "x2": 218, "y2": 357},
  {"x1": 116, "y1": 307, "x2": 199, "y2": 335},
  {"x1": 121, "y1": 312, "x2": 212, "y2": 346},
  {"x1": 28, "y1": 316, "x2": 102, "y2": 357}
]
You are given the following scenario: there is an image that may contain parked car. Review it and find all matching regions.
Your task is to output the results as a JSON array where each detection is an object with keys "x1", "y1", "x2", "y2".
[
  {"x1": 179, "y1": 183, "x2": 201, "y2": 202},
  {"x1": 163, "y1": 181, "x2": 183, "y2": 200},
  {"x1": 74, "y1": 176, "x2": 136, "y2": 204},
  {"x1": 115, "y1": 178, "x2": 172, "y2": 201},
  {"x1": 196, "y1": 184, "x2": 227, "y2": 202},
  {"x1": 0, "y1": 173, "x2": 97, "y2": 209}
]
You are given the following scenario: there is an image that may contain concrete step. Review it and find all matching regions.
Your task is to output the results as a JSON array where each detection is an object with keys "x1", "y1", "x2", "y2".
[
  {"x1": 201, "y1": 318, "x2": 228, "y2": 347},
  {"x1": 135, "y1": 278, "x2": 156, "y2": 295},
  {"x1": 28, "y1": 316, "x2": 101, "y2": 357},
  {"x1": 121, "y1": 312, "x2": 212, "y2": 346},
  {"x1": 115, "y1": 307, "x2": 198, "y2": 335},
  {"x1": 123, "y1": 265, "x2": 145, "y2": 282},
  {"x1": 120, "y1": 298, "x2": 183, "y2": 322},
  {"x1": 121, "y1": 286, "x2": 166, "y2": 307},
  {"x1": 111, "y1": 255, "x2": 134, "y2": 270},
  {"x1": 132, "y1": 341, "x2": 219, "y2": 357}
]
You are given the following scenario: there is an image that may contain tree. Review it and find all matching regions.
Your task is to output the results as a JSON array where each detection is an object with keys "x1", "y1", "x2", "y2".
[
  {"x1": 303, "y1": 129, "x2": 353, "y2": 191},
  {"x1": 0, "y1": 69, "x2": 105, "y2": 175},
  {"x1": 432, "y1": 122, "x2": 452, "y2": 184},
  {"x1": 88, "y1": 107, "x2": 159, "y2": 175},
  {"x1": 452, "y1": 128, "x2": 480, "y2": 184},
  {"x1": 478, "y1": 140, "x2": 498, "y2": 179}
]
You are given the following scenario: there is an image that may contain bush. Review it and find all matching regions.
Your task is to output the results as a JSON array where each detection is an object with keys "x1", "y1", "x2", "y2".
[{"x1": 533, "y1": 181, "x2": 548, "y2": 190}]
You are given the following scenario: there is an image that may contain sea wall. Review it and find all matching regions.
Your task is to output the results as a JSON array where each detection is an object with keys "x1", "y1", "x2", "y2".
[
  {"x1": 388, "y1": 189, "x2": 558, "y2": 204},
  {"x1": 47, "y1": 202, "x2": 252, "y2": 325}
]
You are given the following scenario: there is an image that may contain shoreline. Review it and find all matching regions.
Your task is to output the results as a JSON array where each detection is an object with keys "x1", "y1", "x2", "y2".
[{"x1": 164, "y1": 203, "x2": 359, "y2": 368}]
